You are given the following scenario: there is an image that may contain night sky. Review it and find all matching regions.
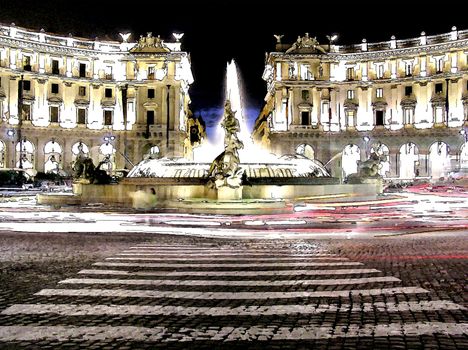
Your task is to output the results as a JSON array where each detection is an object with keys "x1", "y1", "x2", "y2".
[{"x1": 0, "y1": 0, "x2": 466, "y2": 138}]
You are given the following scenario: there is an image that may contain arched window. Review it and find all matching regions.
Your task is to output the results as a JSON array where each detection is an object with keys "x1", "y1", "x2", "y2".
[
  {"x1": 429, "y1": 142, "x2": 450, "y2": 179},
  {"x1": 399, "y1": 143, "x2": 419, "y2": 179},
  {"x1": 15, "y1": 139, "x2": 35, "y2": 169},
  {"x1": 342, "y1": 144, "x2": 361, "y2": 178}
]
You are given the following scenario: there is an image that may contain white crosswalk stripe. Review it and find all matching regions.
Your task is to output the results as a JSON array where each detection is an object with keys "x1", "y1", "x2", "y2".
[
  {"x1": 93, "y1": 261, "x2": 363, "y2": 268},
  {"x1": 58, "y1": 276, "x2": 400, "y2": 286},
  {"x1": 3, "y1": 300, "x2": 464, "y2": 317},
  {"x1": 119, "y1": 252, "x2": 337, "y2": 256},
  {"x1": 78, "y1": 268, "x2": 382, "y2": 276},
  {"x1": 106, "y1": 256, "x2": 349, "y2": 261},
  {"x1": 1, "y1": 242, "x2": 466, "y2": 345},
  {"x1": 0, "y1": 323, "x2": 466, "y2": 342},
  {"x1": 35, "y1": 286, "x2": 429, "y2": 299}
]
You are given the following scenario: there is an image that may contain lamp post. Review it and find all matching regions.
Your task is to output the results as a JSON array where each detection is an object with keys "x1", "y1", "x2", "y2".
[
  {"x1": 17, "y1": 75, "x2": 24, "y2": 169},
  {"x1": 326, "y1": 34, "x2": 338, "y2": 52},
  {"x1": 166, "y1": 84, "x2": 171, "y2": 154},
  {"x1": 363, "y1": 136, "x2": 370, "y2": 159}
]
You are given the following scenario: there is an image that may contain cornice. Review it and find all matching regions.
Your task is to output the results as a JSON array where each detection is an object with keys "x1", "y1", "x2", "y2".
[
  {"x1": 0, "y1": 36, "x2": 104, "y2": 57},
  {"x1": 270, "y1": 40, "x2": 468, "y2": 62}
]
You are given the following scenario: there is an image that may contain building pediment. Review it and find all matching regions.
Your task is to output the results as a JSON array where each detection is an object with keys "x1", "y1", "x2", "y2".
[
  {"x1": 371, "y1": 99, "x2": 388, "y2": 109},
  {"x1": 298, "y1": 102, "x2": 313, "y2": 109},
  {"x1": 462, "y1": 94, "x2": 468, "y2": 105},
  {"x1": 344, "y1": 99, "x2": 359, "y2": 109},
  {"x1": 101, "y1": 98, "x2": 116, "y2": 107},
  {"x1": 47, "y1": 96, "x2": 62, "y2": 104},
  {"x1": 130, "y1": 33, "x2": 171, "y2": 53},
  {"x1": 430, "y1": 94, "x2": 446, "y2": 105},
  {"x1": 400, "y1": 97, "x2": 417, "y2": 107},
  {"x1": 143, "y1": 101, "x2": 159, "y2": 109},
  {"x1": 74, "y1": 98, "x2": 90, "y2": 107}
]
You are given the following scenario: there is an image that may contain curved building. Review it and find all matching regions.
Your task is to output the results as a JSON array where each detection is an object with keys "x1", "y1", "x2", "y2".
[
  {"x1": 253, "y1": 28, "x2": 468, "y2": 181},
  {"x1": 0, "y1": 23, "x2": 204, "y2": 175}
]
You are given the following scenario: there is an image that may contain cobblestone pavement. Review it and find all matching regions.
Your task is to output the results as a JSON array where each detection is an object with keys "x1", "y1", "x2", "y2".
[{"x1": 0, "y1": 231, "x2": 466, "y2": 349}]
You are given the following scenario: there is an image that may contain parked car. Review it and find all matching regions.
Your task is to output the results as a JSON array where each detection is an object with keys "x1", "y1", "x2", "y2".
[
  {"x1": 448, "y1": 168, "x2": 468, "y2": 181},
  {"x1": 0, "y1": 168, "x2": 34, "y2": 188}
]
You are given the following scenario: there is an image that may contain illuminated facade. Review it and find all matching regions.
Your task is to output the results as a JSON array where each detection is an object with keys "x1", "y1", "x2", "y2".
[
  {"x1": 0, "y1": 23, "x2": 204, "y2": 174},
  {"x1": 253, "y1": 28, "x2": 468, "y2": 180}
]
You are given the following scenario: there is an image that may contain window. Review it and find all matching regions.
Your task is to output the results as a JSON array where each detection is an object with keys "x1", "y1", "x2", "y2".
[
  {"x1": 345, "y1": 109, "x2": 356, "y2": 127},
  {"x1": 376, "y1": 88, "x2": 383, "y2": 98},
  {"x1": 405, "y1": 62, "x2": 413, "y2": 77},
  {"x1": 51, "y1": 59, "x2": 59, "y2": 74},
  {"x1": 105, "y1": 66, "x2": 113, "y2": 80},
  {"x1": 346, "y1": 67, "x2": 354, "y2": 80},
  {"x1": 375, "y1": 110, "x2": 384, "y2": 126},
  {"x1": 79, "y1": 63, "x2": 86, "y2": 78},
  {"x1": 405, "y1": 86, "x2": 413, "y2": 96},
  {"x1": 301, "y1": 90, "x2": 310, "y2": 100},
  {"x1": 23, "y1": 80, "x2": 31, "y2": 91},
  {"x1": 435, "y1": 83, "x2": 443, "y2": 94},
  {"x1": 148, "y1": 66, "x2": 155, "y2": 80},
  {"x1": 148, "y1": 88, "x2": 155, "y2": 99},
  {"x1": 50, "y1": 106, "x2": 59, "y2": 123},
  {"x1": 147, "y1": 110, "x2": 154, "y2": 125},
  {"x1": 105, "y1": 88, "x2": 112, "y2": 98},
  {"x1": 104, "y1": 110, "x2": 113, "y2": 125},
  {"x1": 301, "y1": 111, "x2": 310, "y2": 125},
  {"x1": 78, "y1": 86, "x2": 86, "y2": 96},
  {"x1": 434, "y1": 107, "x2": 444, "y2": 123},
  {"x1": 23, "y1": 55, "x2": 31, "y2": 71},
  {"x1": 347, "y1": 90, "x2": 355, "y2": 100},
  {"x1": 436, "y1": 58, "x2": 444, "y2": 73},
  {"x1": 51, "y1": 83, "x2": 59, "y2": 94},
  {"x1": 376, "y1": 65, "x2": 384, "y2": 79},
  {"x1": 404, "y1": 108, "x2": 413, "y2": 124},
  {"x1": 300, "y1": 64, "x2": 311, "y2": 80},
  {"x1": 22, "y1": 104, "x2": 31, "y2": 121},
  {"x1": 77, "y1": 108, "x2": 86, "y2": 124}
]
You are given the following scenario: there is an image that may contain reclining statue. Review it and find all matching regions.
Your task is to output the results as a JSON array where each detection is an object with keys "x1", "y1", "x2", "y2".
[{"x1": 357, "y1": 151, "x2": 387, "y2": 178}]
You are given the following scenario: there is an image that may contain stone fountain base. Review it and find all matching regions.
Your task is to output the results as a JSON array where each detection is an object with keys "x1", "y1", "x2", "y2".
[{"x1": 36, "y1": 176, "x2": 383, "y2": 214}]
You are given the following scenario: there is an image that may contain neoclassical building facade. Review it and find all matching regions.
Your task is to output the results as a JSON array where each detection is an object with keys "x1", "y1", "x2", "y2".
[
  {"x1": 0, "y1": 23, "x2": 204, "y2": 175},
  {"x1": 253, "y1": 27, "x2": 468, "y2": 181}
]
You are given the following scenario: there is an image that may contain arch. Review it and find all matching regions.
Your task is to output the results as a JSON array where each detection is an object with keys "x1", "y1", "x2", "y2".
[
  {"x1": 43, "y1": 140, "x2": 63, "y2": 174},
  {"x1": 44, "y1": 155, "x2": 60, "y2": 174},
  {"x1": 44, "y1": 140, "x2": 62, "y2": 154},
  {"x1": 370, "y1": 142, "x2": 390, "y2": 177},
  {"x1": 342, "y1": 144, "x2": 361, "y2": 178},
  {"x1": 399, "y1": 142, "x2": 419, "y2": 179},
  {"x1": 15, "y1": 139, "x2": 35, "y2": 169},
  {"x1": 99, "y1": 143, "x2": 115, "y2": 155},
  {"x1": 99, "y1": 142, "x2": 116, "y2": 173},
  {"x1": 428, "y1": 141, "x2": 450, "y2": 180},
  {"x1": 0, "y1": 140, "x2": 5, "y2": 168},
  {"x1": 296, "y1": 144, "x2": 315, "y2": 160},
  {"x1": 460, "y1": 142, "x2": 468, "y2": 168},
  {"x1": 72, "y1": 142, "x2": 90, "y2": 156}
]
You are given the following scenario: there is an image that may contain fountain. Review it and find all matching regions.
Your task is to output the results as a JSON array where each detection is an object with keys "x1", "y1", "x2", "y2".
[{"x1": 38, "y1": 60, "x2": 382, "y2": 213}]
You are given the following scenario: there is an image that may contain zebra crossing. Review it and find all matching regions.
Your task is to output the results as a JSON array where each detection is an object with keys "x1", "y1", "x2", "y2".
[{"x1": 0, "y1": 242, "x2": 466, "y2": 347}]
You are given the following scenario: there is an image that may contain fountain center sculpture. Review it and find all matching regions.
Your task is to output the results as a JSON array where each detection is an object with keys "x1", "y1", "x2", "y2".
[{"x1": 208, "y1": 100, "x2": 244, "y2": 189}]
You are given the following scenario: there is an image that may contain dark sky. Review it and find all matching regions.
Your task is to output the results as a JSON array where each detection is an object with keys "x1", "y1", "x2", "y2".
[{"x1": 0, "y1": 0, "x2": 466, "y2": 137}]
